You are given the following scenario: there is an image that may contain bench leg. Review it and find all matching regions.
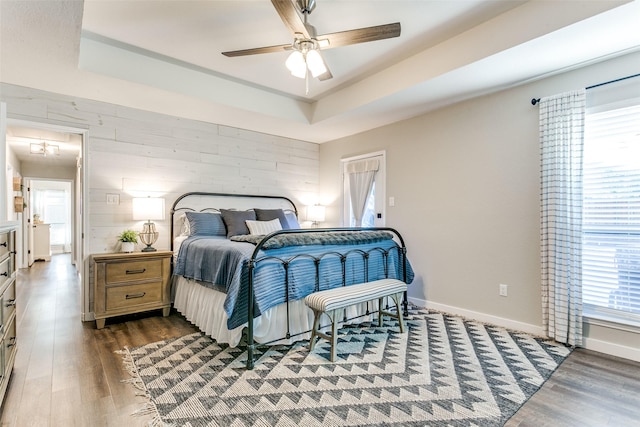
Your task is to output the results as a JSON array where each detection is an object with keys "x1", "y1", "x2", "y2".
[
  {"x1": 329, "y1": 310, "x2": 338, "y2": 362},
  {"x1": 308, "y1": 309, "x2": 339, "y2": 362},
  {"x1": 378, "y1": 297, "x2": 385, "y2": 327},
  {"x1": 309, "y1": 310, "x2": 322, "y2": 352},
  {"x1": 391, "y1": 292, "x2": 405, "y2": 333}
]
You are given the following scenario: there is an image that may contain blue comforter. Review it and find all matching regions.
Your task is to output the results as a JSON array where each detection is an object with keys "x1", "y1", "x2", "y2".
[{"x1": 174, "y1": 233, "x2": 413, "y2": 329}]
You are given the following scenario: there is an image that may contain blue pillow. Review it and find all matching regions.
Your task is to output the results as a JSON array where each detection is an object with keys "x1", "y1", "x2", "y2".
[
  {"x1": 285, "y1": 211, "x2": 301, "y2": 229},
  {"x1": 184, "y1": 212, "x2": 226, "y2": 236}
]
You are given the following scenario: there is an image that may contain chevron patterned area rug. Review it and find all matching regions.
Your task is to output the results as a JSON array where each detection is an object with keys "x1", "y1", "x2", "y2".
[{"x1": 121, "y1": 308, "x2": 571, "y2": 426}]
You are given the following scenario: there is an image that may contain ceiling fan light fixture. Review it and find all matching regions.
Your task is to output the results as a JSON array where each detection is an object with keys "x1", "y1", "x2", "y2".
[
  {"x1": 306, "y1": 49, "x2": 326, "y2": 77},
  {"x1": 286, "y1": 50, "x2": 306, "y2": 78}
]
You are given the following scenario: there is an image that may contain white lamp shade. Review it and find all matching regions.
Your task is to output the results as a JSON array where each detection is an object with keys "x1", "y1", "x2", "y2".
[
  {"x1": 306, "y1": 49, "x2": 327, "y2": 77},
  {"x1": 286, "y1": 51, "x2": 307, "y2": 78},
  {"x1": 132, "y1": 197, "x2": 165, "y2": 221},
  {"x1": 306, "y1": 204, "x2": 326, "y2": 223}
]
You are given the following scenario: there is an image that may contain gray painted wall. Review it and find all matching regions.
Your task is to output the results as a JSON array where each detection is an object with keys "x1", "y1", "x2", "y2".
[{"x1": 319, "y1": 51, "x2": 640, "y2": 361}]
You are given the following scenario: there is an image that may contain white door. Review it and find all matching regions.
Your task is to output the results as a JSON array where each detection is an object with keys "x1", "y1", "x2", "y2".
[{"x1": 342, "y1": 152, "x2": 386, "y2": 227}]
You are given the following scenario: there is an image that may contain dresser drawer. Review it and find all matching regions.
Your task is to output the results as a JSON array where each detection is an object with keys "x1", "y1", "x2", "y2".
[
  {"x1": 0, "y1": 232, "x2": 9, "y2": 263},
  {"x1": 0, "y1": 259, "x2": 10, "y2": 290},
  {"x1": 105, "y1": 258, "x2": 162, "y2": 284},
  {"x1": 1, "y1": 316, "x2": 17, "y2": 377},
  {"x1": 1, "y1": 281, "x2": 16, "y2": 330},
  {"x1": 106, "y1": 281, "x2": 163, "y2": 311}
]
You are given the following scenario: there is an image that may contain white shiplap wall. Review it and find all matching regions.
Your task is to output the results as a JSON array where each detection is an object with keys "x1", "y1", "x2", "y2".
[{"x1": 1, "y1": 83, "x2": 319, "y2": 255}]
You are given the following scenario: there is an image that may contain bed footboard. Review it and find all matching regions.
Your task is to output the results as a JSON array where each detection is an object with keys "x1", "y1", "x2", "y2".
[{"x1": 245, "y1": 227, "x2": 410, "y2": 370}]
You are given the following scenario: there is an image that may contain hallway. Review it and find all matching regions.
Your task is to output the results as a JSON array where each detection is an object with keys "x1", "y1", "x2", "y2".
[{"x1": 0, "y1": 254, "x2": 196, "y2": 426}]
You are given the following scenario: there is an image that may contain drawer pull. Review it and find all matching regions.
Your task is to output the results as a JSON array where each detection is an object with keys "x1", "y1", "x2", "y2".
[
  {"x1": 6, "y1": 299, "x2": 16, "y2": 307},
  {"x1": 125, "y1": 292, "x2": 146, "y2": 300},
  {"x1": 0, "y1": 272, "x2": 7, "y2": 277},
  {"x1": 0, "y1": 242, "x2": 6, "y2": 247},
  {"x1": 10, "y1": 250, "x2": 17, "y2": 255},
  {"x1": 126, "y1": 268, "x2": 146, "y2": 275},
  {"x1": 7, "y1": 337, "x2": 16, "y2": 348}
]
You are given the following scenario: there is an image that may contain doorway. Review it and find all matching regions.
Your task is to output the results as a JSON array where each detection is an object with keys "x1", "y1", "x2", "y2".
[
  {"x1": 5, "y1": 121, "x2": 84, "y2": 271},
  {"x1": 28, "y1": 179, "x2": 73, "y2": 264}
]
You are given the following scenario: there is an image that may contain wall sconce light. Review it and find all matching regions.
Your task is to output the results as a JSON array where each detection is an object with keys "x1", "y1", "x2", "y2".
[
  {"x1": 306, "y1": 204, "x2": 325, "y2": 228},
  {"x1": 132, "y1": 197, "x2": 165, "y2": 252},
  {"x1": 30, "y1": 141, "x2": 59, "y2": 156}
]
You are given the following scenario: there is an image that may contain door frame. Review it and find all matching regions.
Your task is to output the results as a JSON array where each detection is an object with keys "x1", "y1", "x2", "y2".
[{"x1": 5, "y1": 117, "x2": 89, "y2": 318}]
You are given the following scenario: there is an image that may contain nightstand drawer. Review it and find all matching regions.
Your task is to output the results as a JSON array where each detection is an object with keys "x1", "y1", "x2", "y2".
[
  {"x1": 105, "y1": 259, "x2": 162, "y2": 283},
  {"x1": 106, "y1": 282, "x2": 163, "y2": 311}
]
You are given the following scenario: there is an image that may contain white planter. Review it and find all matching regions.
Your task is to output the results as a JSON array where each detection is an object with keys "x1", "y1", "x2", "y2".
[{"x1": 121, "y1": 241, "x2": 135, "y2": 253}]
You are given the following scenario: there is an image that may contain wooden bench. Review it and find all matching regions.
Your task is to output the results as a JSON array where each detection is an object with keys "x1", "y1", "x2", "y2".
[{"x1": 304, "y1": 278, "x2": 407, "y2": 362}]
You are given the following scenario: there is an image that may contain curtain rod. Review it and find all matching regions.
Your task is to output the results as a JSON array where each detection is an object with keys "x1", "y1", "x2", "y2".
[{"x1": 530, "y1": 72, "x2": 640, "y2": 105}]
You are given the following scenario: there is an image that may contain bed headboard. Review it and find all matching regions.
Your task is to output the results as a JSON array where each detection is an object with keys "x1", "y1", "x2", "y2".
[{"x1": 170, "y1": 192, "x2": 299, "y2": 247}]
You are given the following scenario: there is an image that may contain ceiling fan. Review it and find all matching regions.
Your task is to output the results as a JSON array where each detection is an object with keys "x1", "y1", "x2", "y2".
[{"x1": 222, "y1": 0, "x2": 401, "y2": 82}]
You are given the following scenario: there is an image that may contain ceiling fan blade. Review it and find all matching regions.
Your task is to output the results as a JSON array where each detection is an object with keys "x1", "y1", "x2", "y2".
[
  {"x1": 271, "y1": 0, "x2": 311, "y2": 38},
  {"x1": 319, "y1": 22, "x2": 400, "y2": 49},
  {"x1": 222, "y1": 44, "x2": 292, "y2": 57},
  {"x1": 317, "y1": 68, "x2": 333, "y2": 81}
]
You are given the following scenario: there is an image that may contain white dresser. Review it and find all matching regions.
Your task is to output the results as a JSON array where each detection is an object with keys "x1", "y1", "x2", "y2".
[{"x1": 33, "y1": 223, "x2": 51, "y2": 261}]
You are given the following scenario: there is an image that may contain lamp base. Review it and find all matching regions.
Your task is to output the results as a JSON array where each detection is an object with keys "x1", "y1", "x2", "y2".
[{"x1": 139, "y1": 222, "x2": 159, "y2": 253}]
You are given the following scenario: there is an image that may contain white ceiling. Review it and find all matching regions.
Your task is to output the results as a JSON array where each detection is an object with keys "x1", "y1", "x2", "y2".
[
  {"x1": 81, "y1": 0, "x2": 525, "y2": 100},
  {"x1": 6, "y1": 126, "x2": 82, "y2": 168},
  {"x1": 2, "y1": 1, "x2": 640, "y2": 144}
]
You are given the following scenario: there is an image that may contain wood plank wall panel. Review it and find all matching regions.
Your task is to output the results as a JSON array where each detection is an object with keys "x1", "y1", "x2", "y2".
[{"x1": 1, "y1": 83, "x2": 319, "y2": 255}]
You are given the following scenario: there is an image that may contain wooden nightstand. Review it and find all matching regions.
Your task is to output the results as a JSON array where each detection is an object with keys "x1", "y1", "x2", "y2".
[{"x1": 92, "y1": 251, "x2": 172, "y2": 329}]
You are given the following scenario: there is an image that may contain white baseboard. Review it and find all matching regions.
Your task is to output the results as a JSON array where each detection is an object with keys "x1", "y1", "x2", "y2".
[
  {"x1": 583, "y1": 337, "x2": 640, "y2": 362},
  {"x1": 407, "y1": 297, "x2": 640, "y2": 362},
  {"x1": 408, "y1": 297, "x2": 545, "y2": 336}
]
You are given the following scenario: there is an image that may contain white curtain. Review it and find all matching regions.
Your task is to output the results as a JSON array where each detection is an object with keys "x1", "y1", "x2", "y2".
[
  {"x1": 346, "y1": 158, "x2": 379, "y2": 226},
  {"x1": 539, "y1": 89, "x2": 586, "y2": 346}
]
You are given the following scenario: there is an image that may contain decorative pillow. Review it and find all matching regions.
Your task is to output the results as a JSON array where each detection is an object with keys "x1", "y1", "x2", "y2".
[
  {"x1": 254, "y1": 208, "x2": 290, "y2": 229},
  {"x1": 220, "y1": 209, "x2": 256, "y2": 238},
  {"x1": 184, "y1": 212, "x2": 226, "y2": 236},
  {"x1": 177, "y1": 213, "x2": 190, "y2": 236},
  {"x1": 245, "y1": 218, "x2": 282, "y2": 235},
  {"x1": 284, "y1": 211, "x2": 301, "y2": 229}
]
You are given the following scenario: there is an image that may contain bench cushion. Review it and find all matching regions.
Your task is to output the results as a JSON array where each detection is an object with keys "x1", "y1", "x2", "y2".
[{"x1": 305, "y1": 278, "x2": 407, "y2": 312}]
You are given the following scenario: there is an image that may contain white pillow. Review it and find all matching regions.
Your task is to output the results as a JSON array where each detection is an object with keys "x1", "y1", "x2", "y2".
[
  {"x1": 178, "y1": 213, "x2": 190, "y2": 236},
  {"x1": 245, "y1": 218, "x2": 282, "y2": 235}
]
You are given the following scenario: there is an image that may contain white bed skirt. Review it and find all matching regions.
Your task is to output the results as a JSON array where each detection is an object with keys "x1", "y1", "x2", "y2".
[{"x1": 172, "y1": 275, "x2": 380, "y2": 347}]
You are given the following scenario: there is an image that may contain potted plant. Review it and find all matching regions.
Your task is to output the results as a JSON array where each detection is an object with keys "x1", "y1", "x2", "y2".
[{"x1": 118, "y1": 229, "x2": 138, "y2": 253}]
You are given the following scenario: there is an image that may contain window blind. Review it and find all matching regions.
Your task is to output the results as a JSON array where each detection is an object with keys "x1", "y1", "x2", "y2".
[{"x1": 582, "y1": 103, "x2": 640, "y2": 325}]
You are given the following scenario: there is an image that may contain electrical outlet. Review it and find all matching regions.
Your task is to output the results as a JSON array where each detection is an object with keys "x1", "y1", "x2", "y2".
[
  {"x1": 499, "y1": 284, "x2": 508, "y2": 297},
  {"x1": 106, "y1": 193, "x2": 120, "y2": 205}
]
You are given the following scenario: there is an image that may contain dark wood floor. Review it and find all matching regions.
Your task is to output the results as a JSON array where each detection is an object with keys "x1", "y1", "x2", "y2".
[{"x1": 1, "y1": 254, "x2": 639, "y2": 426}]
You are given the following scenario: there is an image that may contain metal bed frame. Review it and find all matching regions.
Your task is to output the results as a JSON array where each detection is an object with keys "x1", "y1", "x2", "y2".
[{"x1": 170, "y1": 192, "x2": 410, "y2": 369}]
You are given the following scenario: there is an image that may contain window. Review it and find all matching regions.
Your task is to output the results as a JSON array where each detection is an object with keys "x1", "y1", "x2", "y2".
[
  {"x1": 582, "y1": 83, "x2": 640, "y2": 326},
  {"x1": 342, "y1": 152, "x2": 385, "y2": 227}
]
